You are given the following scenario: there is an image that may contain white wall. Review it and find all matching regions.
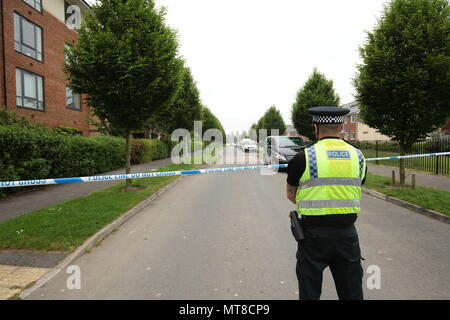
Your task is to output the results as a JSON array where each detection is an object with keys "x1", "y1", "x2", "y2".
[
  {"x1": 357, "y1": 121, "x2": 391, "y2": 141},
  {"x1": 43, "y1": 0, "x2": 90, "y2": 26}
]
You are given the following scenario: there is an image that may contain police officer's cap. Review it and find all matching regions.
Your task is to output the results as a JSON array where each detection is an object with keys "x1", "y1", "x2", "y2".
[{"x1": 308, "y1": 106, "x2": 350, "y2": 124}]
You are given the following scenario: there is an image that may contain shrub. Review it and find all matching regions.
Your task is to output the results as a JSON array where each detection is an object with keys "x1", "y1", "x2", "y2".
[
  {"x1": 0, "y1": 126, "x2": 126, "y2": 197},
  {"x1": 132, "y1": 139, "x2": 170, "y2": 163},
  {"x1": 0, "y1": 107, "x2": 34, "y2": 127},
  {"x1": 0, "y1": 125, "x2": 176, "y2": 198},
  {"x1": 53, "y1": 125, "x2": 79, "y2": 136}
]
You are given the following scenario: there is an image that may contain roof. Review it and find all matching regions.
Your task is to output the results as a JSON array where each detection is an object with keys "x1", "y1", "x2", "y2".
[
  {"x1": 341, "y1": 101, "x2": 359, "y2": 115},
  {"x1": 66, "y1": 0, "x2": 92, "y2": 10},
  {"x1": 81, "y1": 0, "x2": 92, "y2": 8}
]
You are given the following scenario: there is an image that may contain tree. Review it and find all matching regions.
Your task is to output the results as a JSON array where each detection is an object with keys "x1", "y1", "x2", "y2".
[
  {"x1": 291, "y1": 68, "x2": 340, "y2": 140},
  {"x1": 256, "y1": 117, "x2": 264, "y2": 140},
  {"x1": 201, "y1": 106, "x2": 226, "y2": 139},
  {"x1": 249, "y1": 122, "x2": 258, "y2": 141},
  {"x1": 354, "y1": 0, "x2": 450, "y2": 187},
  {"x1": 260, "y1": 105, "x2": 286, "y2": 136},
  {"x1": 65, "y1": 0, "x2": 183, "y2": 190},
  {"x1": 149, "y1": 66, "x2": 202, "y2": 135}
]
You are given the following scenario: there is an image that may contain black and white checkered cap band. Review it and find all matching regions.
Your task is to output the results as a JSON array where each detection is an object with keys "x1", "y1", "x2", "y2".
[{"x1": 312, "y1": 115, "x2": 345, "y2": 124}]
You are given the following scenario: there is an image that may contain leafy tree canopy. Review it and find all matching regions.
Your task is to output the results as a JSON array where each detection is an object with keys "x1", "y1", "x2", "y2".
[
  {"x1": 65, "y1": 0, "x2": 184, "y2": 133},
  {"x1": 149, "y1": 66, "x2": 202, "y2": 134},
  {"x1": 201, "y1": 106, "x2": 226, "y2": 139},
  {"x1": 354, "y1": 0, "x2": 450, "y2": 149},
  {"x1": 260, "y1": 105, "x2": 286, "y2": 136},
  {"x1": 291, "y1": 68, "x2": 340, "y2": 140}
]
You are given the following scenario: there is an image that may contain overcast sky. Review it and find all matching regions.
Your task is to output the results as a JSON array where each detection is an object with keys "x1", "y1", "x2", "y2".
[{"x1": 88, "y1": 0, "x2": 390, "y2": 133}]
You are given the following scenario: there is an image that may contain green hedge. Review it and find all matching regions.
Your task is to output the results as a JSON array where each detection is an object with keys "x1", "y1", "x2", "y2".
[
  {"x1": 0, "y1": 125, "x2": 176, "y2": 197},
  {"x1": 131, "y1": 139, "x2": 171, "y2": 164},
  {"x1": 130, "y1": 140, "x2": 206, "y2": 164},
  {"x1": 0, "y1": 125, "x2": 126, "y2": 183}
]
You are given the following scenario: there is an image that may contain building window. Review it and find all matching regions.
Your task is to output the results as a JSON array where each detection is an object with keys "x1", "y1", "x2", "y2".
[
  {"x1": 64, "y1": 43, "x2": 71, "y2": 61},
  {"x1": 16, "y1": 68, "x2": 44, "y2": 111},
  {"x1": 351, "y1": 132, "x2": 356, "y2": 140},
  {"x1": 66, "y1": 87, "x2": 81, "y2": 110},
  {"x1": 14, "y1": 13, "x2": 43, "y2": 61},
  {"x1": 351, "y1": 114, "x2": 358, "y2": 123},
  {"x1": 22, "y1": 0, "x2": 42, "y2": 12}
]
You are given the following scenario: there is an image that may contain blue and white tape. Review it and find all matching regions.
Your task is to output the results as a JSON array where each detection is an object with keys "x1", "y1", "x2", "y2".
[
  {"x1": 366, "y1": 151, "x2": 450, "y2": 162},
  {"x1": 0, "y1": 152, "x2": 449, "y2": 188}
]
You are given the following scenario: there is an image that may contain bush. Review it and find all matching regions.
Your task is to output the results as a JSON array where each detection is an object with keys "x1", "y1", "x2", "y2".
[
  {"x1": 0, "y1": 124, "x2": 179, "y2": 198},
  {"x1": 132, "y1": 139, "x2": 170, "y2": 163},
  {"x1": 0, "y1": 125, "x2": 126, "y2": 197},
  {"x1": 0, "y1": 125, "x2": 52, "y2": 183},
  {"x1": 0, "y1": 107, "x2": 35, "y2": 127},
  {"x1": 53, "y1": 125, "x2": 79, "y2": 135}
]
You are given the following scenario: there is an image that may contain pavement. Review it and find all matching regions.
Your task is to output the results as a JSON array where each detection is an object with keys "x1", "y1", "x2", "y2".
[
  {"x1": 19, "y1": 147, "x2": 450, "y2": 300},
  {"x1": 0, "y1": 157, "x2": 175, "y2": 298},
  {"x1": 0, "y1": 265, "x2": 49, "y2": 300},
  {"x1": 367, "y1": 164, "x2": 450, "y2": 192}
]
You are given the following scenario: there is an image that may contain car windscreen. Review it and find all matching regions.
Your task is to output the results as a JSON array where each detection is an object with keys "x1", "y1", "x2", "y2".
[
  {"x1": 243, "y1": 140, "x2": 256, "y2": 145},
  {"x1": 277, "y1": 136, "x2": 303, "y2": 147}
]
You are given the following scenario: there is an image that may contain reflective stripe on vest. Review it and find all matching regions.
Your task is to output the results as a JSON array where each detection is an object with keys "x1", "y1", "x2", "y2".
[
  {"x1": 298, "y1": 177, "x2": 362, "y2": 189},
  {"x1": 296, "y1": 139, "x2": 366, "y2": 216},
  {"x1": 298, "y1": 199, "x2": 361, "y2": 209}
]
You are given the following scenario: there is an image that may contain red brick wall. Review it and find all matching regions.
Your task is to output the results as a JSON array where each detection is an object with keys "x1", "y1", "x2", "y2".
[
  {"x1": 341, "y1": 116, "x2": 358, "y2": 141},
  {"x1": 0, "y1": 0, "x2": 6, "y2": 107},
  {"x1": 1, "y1": 0, "x2": 95, "y2": 136},
  {"x1": 441, "y1": 119, "x2": 450, "y2": 133}
]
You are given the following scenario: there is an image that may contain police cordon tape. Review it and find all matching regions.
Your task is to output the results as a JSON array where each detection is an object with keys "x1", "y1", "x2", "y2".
[{"x1": 1, "y1": 152, "x2": 449, "y2": 188}]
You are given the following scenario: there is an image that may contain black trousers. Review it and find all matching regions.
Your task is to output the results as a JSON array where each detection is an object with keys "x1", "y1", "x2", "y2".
[{"x1": 296, "y1": 224, "x2": 364, "y2": 300}]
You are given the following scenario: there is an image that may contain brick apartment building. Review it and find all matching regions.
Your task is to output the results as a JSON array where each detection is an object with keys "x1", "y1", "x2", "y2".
[
  {"x1": 0, "y1": 0, "x2": 97, "y2": 136},
  {"x1": 341, "y1": 101, "x2": 450, "y2": 142},
  {"x1": 340, "y1": 101, "x2": 392, "y2": 142}
]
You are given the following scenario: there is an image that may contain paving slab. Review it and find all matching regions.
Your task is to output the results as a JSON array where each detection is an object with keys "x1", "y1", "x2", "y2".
[{"x1": 0, "y1": 265, "x2": 49, "y2": 300}]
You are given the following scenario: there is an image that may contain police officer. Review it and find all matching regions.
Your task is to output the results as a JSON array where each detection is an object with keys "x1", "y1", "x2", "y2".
[{"x1": 286, "y1": 106, "x2": 367, "y2": 300}]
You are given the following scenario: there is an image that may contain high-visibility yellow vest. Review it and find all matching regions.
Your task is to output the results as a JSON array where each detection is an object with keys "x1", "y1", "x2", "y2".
[{"x1": 296, "y1": 138, "x2": 366, "y2": 216}]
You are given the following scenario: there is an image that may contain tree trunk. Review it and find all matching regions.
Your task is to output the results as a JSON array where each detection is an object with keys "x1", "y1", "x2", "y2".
[
  {"x1": 125, "y1": 131, "x2": 132, "y2": 191},
  {"x1": 399, "y1": 143, "x2": 406, "y2": 188}
]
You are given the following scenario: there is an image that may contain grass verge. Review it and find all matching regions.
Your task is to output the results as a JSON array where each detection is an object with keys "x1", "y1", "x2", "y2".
[
  {"x1": 364, "y1": 172, "x2": 450, "y2": 216},
  {"x1": 0, "y1": 163, "x2": 196, "y2": 252}
]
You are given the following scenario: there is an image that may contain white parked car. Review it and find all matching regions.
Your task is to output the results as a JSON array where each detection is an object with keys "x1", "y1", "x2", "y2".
[{"x1": 240, "y1": 139, "x2": 257, "y2": 153}]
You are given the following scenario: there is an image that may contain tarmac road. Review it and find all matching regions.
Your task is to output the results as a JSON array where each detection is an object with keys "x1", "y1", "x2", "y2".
[{"x1": 27, "y1": 147, "x2": 450, "y2": 300}]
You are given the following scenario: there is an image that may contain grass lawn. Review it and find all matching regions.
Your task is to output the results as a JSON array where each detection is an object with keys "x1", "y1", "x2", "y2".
[
  {"x1": 364, "y1": 172, "x2": 450, "y2": 216},
  {"x1": 0, "y1": 163, "x2": 196, "y2": 252}
]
